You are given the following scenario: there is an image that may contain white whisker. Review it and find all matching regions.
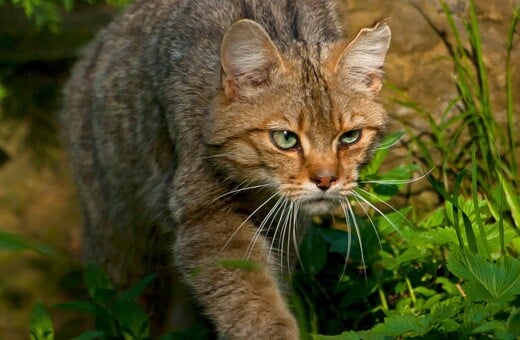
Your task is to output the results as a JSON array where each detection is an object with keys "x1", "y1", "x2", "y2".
[
  {"x1": 200, "y1": 153, "x2": 232, "y2": 159},
  {"x1": 352, "y1": 195, "x2": 382, "y2": 250},
  {"x1": 351, "y1": 191, "x2": 404, "y2": 238},
  {"x1": 355, "y1": 187, "x2": 412, "y2": 232},
  {"x1": 268, "y1": 199, "x2": 290, "y2": 270},
  {"x1": 291, "y1": 199, "x2": 303, "y2": 271},
  {"x1": 281, "y1": 201, "x2": 293, "y2": 275},
  {"x1": 210, "y1": 182, "x2": 272, "y2": 204},
  {"x1": 219, "y1": 191, "x2": 279, "y2": 253},
  {"x1": 339, "y1": 200, "x2": 353, "y2": 277},
  {"x1": 376, "y1": 132, "x2": 405, "y2": 150},
  {"x1": 245, "y1": 196, "x2": 285, "y2": 260},
  {"x1": 345, "y1": 199, "x2": 367, "y2": 280},
  {"x1": 358, "y1": 167, "x2": 434, "y2": 185}
]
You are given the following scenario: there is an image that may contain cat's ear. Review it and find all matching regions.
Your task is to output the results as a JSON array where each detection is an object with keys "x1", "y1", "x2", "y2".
[
  {"x1": 220, "y1": 19, "x2": 284, "y2": 99},
  {"x1": 333, "y1": 22, "x2": 391, "y2": 95}
]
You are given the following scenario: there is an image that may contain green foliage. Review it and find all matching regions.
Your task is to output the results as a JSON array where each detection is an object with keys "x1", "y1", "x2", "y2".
[
  {"x1": 0, "y1": 0, "x2": 130, "y2": 31},
  {"x1": 400, "y1": 1, "x2": 520, "y2": 232},
  {"x1": 28, "y1": 264, "x2": 210, "y2": 339},
  {"x1": 55, "y1": 264, "x2": 154, "y2": 339},
  {"x1": 29, "y1": 302, "x2": 54, "y2": 340},
  {"x1": 291, "y1": 2, "x2": 520, "y2": 338},
  {"x1": 0, "y1": 0, "x2": 131, "y2": 166},
  {"x1": 0, "y1": 229, "x2": 57, "y2": 255}
]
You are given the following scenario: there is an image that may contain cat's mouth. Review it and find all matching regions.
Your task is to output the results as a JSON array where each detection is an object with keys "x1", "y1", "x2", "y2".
[{"x1": 301, "y1": 196, "x2": 337, "y2": 215}]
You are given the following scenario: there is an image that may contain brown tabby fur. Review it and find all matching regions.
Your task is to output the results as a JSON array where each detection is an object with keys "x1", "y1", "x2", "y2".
[{"x1": 60, "y1": 0, "x2": 391, "y2": 338}]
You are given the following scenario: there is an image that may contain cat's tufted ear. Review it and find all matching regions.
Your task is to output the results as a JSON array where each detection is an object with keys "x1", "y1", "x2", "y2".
[
  {"x1": 333, "y1": 22, "x2": 391, "y2": 95},
  {"x1": 220, "y1": 19, "x2": 284, "y2": 99}
]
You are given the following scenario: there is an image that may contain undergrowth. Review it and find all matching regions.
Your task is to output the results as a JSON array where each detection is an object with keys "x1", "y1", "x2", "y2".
[{"x1": 1, "y1": 0, "x2": 519, "y2": 339}]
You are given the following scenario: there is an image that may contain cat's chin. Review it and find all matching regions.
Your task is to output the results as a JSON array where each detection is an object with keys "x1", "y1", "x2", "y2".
[{"x1": 301, "y1": 198, "x2": 337, "y2": 215}]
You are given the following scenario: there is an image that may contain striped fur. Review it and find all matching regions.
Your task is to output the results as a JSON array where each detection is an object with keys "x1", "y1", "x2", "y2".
[{"x1": 60, "y1": 0, "x2": 390, "y2": 338}]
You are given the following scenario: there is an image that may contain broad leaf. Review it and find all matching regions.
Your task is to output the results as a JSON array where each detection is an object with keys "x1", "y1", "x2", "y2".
[
  {"x1": 448, "y1": 250, "x2": 520, "y2": 303},
  {"x1": 29, "y1": 302, "x2": 54, "y2": 340}
]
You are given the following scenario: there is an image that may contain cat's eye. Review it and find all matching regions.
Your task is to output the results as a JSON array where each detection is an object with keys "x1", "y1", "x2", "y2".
[
  {"x1": 339, "y1": 129, "x2": 362, "y2": 146},
  {"x1": 270, "y1": 130, "x2": 299, "y2": 150}
]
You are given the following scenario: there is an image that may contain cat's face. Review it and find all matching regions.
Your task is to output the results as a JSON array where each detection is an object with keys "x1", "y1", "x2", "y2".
[{"x1": 205, "y1": 20, "x2": 390, "y2": 215}]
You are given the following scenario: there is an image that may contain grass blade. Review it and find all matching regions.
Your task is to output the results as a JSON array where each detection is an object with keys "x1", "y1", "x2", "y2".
[
  {"x1": 471, "y1": 144, "x2": 489, "y2": 258},
  {"x1": 505, "y1": 8, "x2": 520, "y2": 180}
]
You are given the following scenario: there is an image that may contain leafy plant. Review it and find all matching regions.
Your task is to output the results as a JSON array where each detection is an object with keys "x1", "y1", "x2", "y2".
[
  {"x1": 402, "y1": 1, "x2": 520, "y2": 234},
  {"x1": 29, "y1": 264, "x2": 211, "y2": 340},
  {"x1": 0, "y1": 0, "x2": 130, "y2": 31},
  {"x1": 0, "y1": 229, "x2": 57, "y2": 255},
  {"x1": 53, "y1": 265, "x2": 154, "y2": 339},
  {"x1": 29, "y1": 302, "x2": 54, "y2": 340},
  {"x1": 291, "y1": 1, "x2": 520, "y2": 339}
]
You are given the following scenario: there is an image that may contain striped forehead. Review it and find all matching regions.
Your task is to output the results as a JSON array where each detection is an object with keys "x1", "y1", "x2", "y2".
[{"x1": 295, "y1": 51, "x2": 341, "y2": 148}]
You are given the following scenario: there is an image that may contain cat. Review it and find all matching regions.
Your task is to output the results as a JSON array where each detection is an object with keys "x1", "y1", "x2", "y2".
[{"x1": 60, "y1": 0, "x2": 391, "y2": 338}]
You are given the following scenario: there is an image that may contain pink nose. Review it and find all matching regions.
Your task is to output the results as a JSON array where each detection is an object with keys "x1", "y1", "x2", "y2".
[{"x1": 310, "y1": 174, "x2": 338, "y2": 191}]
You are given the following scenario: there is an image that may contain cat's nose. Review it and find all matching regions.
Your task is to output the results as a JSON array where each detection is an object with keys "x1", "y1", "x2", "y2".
[{"x1": 310, "y1": 174, "x2": 338, "y2": 191}]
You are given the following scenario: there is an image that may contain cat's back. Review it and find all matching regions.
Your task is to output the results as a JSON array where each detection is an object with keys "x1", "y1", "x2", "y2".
[
  {"x1": 60, "y1": 0, "x2": 344, "y2": 211},
  {"x1": 61, "y1": 0, "x2": 343, "y2": 170}
]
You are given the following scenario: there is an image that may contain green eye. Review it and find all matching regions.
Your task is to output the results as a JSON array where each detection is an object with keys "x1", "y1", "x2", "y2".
[
  {"x1": 270, "y1": 130, "x2": 299, "y2": 150},
  {"x1": 340, "y1": 129, "x2": 362, "y2": 145}
]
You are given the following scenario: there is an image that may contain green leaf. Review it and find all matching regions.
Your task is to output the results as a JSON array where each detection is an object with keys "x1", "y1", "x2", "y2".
[
  {"x1": 453, "y1": 170, "x2": 478, "y2": 253},
  {"x1": 429, "y1": 297, "x2": 462, "y2": 324},
  {"x1": 381, "y1": 248, "x2": 423, "y2": 271},
  {"x1": 472, "y1": 321, "x2": 505, "y2": 334},
  {"x1": 373, "y1": 183, "x2": 399, "y2": 197},
  {"x1": 218, "y1": 259, "x2": 261, "y2": 271},
  {"x1": 312, "y1": 331, "x2": 362, "y2": 340},
  {"x1": 436, "y1": 277, "x2": 460, "y2": 296},
  {"x1": 29, "y1": 302, "x2": 54, "y2": 340},
  {"x1": 507, "y1": 308, "x2": 520, "y2": 336},
  {"x1": 448, "y1": 250, "x2": 520, "y2": 303},
  {"x1": 300, "y1": 226, "x2": 328, "y2": 275},
  {"x1": 440, "y1": 319, "x2": 461, "y2": 332},
  {"x1": 371, "y1": 313, "x2": 432, "y2": 337},
  {"x1": 374, "y1": 208, "x2": 411, "y2": 236},
  {"x1": 362, "y1": 147, "x2": 389, "y2": 176},
  {"x1": 420, "y1": 207, "x2": 445, "y2": 228},
  {"x1": 113, "y1": 299, "x2": 150, "y2": 339},
  {"x1": 471, "y1": 144, "x2": 490, "y2": 258},
  {"x1": 92, "y1": 288, "x2": 116, "y2": 307},
  {"x1": 84, "y1": 264, "x2": 113, "y2": 302},
  {"x1": 462, "y1": 302, "x2": 504, "y2": 327},
  {"x1": 376, "y1": 131, "x2": 406, "y2": 150},
  {"x1": 499, "y1": 172, "x2": 520, "y2": 229},
  {"x1": 120, "y1": 274, "x2": 156, "y2": 301},
  {"x1": 0, "y1": 230, "x2": 56, "y2": 256}
]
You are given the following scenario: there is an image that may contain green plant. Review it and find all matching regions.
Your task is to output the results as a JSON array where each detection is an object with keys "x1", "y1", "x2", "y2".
[
  {"x1": 401, "y1": 1, "x2": 520, "y2": 234},
  {"x1": 29, "y1": 264, "x2": 211, "y2": 340},
  {"x1": 0, "y1": 0, "x2": 130, "y2": 166},
  {"x1": 0, "y1": 229, "x2": 56, "y2": 255},
  {"x1": 0, "y1": 0, "x2": 130, "y2": 31},
  {"x1": 291, "y1": 1, "x2": 520, "y2": 338},
  {"x1": 55, "y1": 265, "x2": 154, "y2": 339}
]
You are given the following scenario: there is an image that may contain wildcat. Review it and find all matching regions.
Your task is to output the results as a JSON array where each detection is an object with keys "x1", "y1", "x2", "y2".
[{"x1": 60, "y1": 0, "x2": 391, "y2": 338}]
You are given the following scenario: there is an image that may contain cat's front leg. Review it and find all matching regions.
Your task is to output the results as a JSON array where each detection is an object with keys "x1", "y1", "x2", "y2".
[{"x1": 174, "y1": 210, "x2": 299, "y2": 340}]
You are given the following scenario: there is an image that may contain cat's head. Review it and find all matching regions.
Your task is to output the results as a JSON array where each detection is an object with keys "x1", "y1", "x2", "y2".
[{"x1": 205, "y1": 19, "x2": 391, "y2": 215}]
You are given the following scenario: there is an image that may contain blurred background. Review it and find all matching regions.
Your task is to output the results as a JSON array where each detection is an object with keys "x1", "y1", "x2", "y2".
[{"x1": 0, "y1": 0, "x2": 518, "y2": 338}]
